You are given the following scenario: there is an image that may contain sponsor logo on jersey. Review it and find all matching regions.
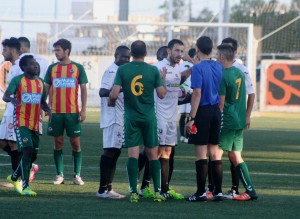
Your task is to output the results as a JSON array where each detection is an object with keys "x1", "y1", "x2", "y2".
[
  {"x1": 53, "y1": 78, "x2": 76, "y2": 88},
  {"x1": 8, "y1": 123, "x2": 14, "y2": 129},
  {"x1": 74, "y1": 130, "x2": 80, "y2": 133},
  {"x1": 70, "y1": 69, "x2": 74, "y2": 73},
  {"x1": 23, "y1": 137, "x2": 28, "y2": 143},
  {"x1": 22, "y1": 93, "x2": 42, "y2": 104}
]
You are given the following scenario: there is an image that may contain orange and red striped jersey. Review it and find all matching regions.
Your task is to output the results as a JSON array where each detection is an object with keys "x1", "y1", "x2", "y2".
[
  {"x1": 44, "y1": 61, "x2": 88, "y2": 113},
  {"x1": 7, "y1": 75, "x2": 46, "y2": 131}
]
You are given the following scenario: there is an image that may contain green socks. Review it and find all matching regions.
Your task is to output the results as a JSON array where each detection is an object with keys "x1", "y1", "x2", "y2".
[
  {"x1": 127, "y1": 157, "x2": 138, "y2": 193},
  {"x1": 236, "y1": 162, "x2": 255, "y2": 193},
  {"x1": 149, "y1": 160, "x2": 161, "y2": 192},
  {"x1": 54, "y1": 149, "x2": 64, "y2": 176},
  {"x1": 73, "y1": 151, "x2": 82, "y2": 177}
]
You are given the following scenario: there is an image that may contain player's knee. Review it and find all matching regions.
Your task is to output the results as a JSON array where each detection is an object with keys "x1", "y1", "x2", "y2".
[{"x1": 103, "y1": 148, "x2": 121, "y2": 159}]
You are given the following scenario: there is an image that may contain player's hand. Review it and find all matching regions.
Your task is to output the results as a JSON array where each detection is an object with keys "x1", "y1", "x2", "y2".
[
  {"x1": 108, "y1": 98, "x2": 116, "y2": 107},
  {"x1": 246, "y1": 116, "x2": 251, "y2": 129},
  {"x1": 186, "y1": 120, "x2": 194, "y2": 134},
  {"x1": 79, "y1": 110, "x2": 86, "y2": 122},
  {"x1": 160, "y1": 67, "x2": 167, "y2": 83},
  {"x1": 11, "y1": 98, "x2": 21, "y2": 106}
]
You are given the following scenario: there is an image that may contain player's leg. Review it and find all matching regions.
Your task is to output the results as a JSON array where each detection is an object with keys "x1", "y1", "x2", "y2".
[
  {"x1": 97, "y1": 124, "x2": 124, "y2": 199},
  {"x1": 66, "y1": 113, "x2": 84, "y2": 185},
  {"x1": 142, "y1": 119, "x2": 165, "y2": 202},
  {"x1": 179, "y1": 108, "x2": 186, "y2": 142},
  {"x1": 229, "y1": 130, "x2": 257, "y2": 201},
  {"x1": 168, "y1": 146, "x2": 175, "y2": 184},
  {"x1": 48, "y1": 113, "x2": 65, "y2": 184}
]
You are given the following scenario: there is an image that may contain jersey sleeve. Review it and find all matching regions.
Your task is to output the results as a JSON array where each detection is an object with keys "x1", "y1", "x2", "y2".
[
  {"x1": 77, "y1": 64, "x2": 89, "y2": 84},
  {"x1": 219, "y1": 73, "x2": 227, "y2": 96},
  {"x1": 244, "y1": 71, "x2": 255, "y2": 94},
  {"x1": 114, "y1": 68, "x2": 122, "y2": 86},
  {"x1": 44, "y1": 64, "x2": 53, "y2": 85},
  {"x1": 153, "y1": 67, "x2": 164, "y2": 88},
  {"x1": 6, "y1": 76, "x2": 19, "y2": 94},
  {"x1": 191, "y1": 65, "x2": 203, "y2": 89},
  {"x1": 101, "y1": 68, "x2": 116, "y2": 90}
]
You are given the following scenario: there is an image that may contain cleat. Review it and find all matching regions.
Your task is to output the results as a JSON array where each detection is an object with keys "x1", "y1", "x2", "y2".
[
  {"x1": 212, "y1": 193, "x2": 224, "y2": 202},
  {"x1": 29, "y1": 164, "x2": 39, "y2": 183},
  {"x1": 160, "y1": 192, "x2": 173, "y2": 199},
  {"x1": 130, "y1": 193, "x2": 139, "y2": 203},
  {"x1": 73, "y1": 175, "x2": 84, "y2": 185},
  {"x1": 21, "y1": 187, "x2": 37, "y2": 196},
  {"x1": 96, "y1": 190, "x2": 125, "y2": 199},
  {"x1": 186, "y1": 193, "x2": 207, "y2": 202},
  {"x1": 167, "y1": 189, "x2": 184, "y2": 200},
  {"x1": 206, "y1": 191, "x2": 213, "y2": 200},
  {"x1": 53, "y1": 175, "x2": 64, "y2": 185},
  {"x1": 7, "y1": 175, "x2": 22, "y2": 194},
  {"x1": 223, "y1": 189, "x2": 239, "y2": 199},
  {"x1": 139, "y1": 187, "x2": 154, "y2": 198},
  {"x1": 180, "y1": 136, "x2": 185, "y2": 142},
  {"x1": 233, "y1": 192, "x2": 258, "y2": 201},
  {"x1": 153, "y1": 192, "x2": 166, "y2": 202}
]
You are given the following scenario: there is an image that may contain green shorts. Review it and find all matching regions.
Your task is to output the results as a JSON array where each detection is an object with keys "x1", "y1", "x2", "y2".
[
  {"x1": 15, "y1": 126, "x2": 39, "y2": 153},
  {"x1": 124, "y1": 119, "x2": 158, "y2": 148},
  {"x1": 47, "y1": 113, "x2": 81, "y2": 137},
  {"x1": 219, "y1": 128, "x2": 243, "y2": 152}
]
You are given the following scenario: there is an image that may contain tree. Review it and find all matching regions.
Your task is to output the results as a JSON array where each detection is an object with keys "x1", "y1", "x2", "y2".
[
  {"x1": 159, "y1": 0, "x2": 185, "y2": 21},
  {"x1": 190, "y1": 8, "x2": 215, "y2": 22}
]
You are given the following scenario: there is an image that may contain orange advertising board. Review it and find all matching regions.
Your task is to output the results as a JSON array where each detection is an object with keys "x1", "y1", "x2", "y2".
[{"x1": 0, "y1": 61, "x2": 11, "y2": 93}]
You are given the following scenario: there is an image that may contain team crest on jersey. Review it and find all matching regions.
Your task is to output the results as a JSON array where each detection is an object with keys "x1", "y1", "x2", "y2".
[
  {"x1": 48, "y1": 127, "x2": 53, "y2": 132},
  {"x1": 23, "y1": 137, "x2": 28, "y2": 143},
  {"x1": 70, "y1": 69, "x2": 74, "y2": 73},
  {"x1": 8, "y1": 123, "x2": 14, "y2": 129},
  {"x1": 158, "y1": 129, "x2": 163, "y2": 134}
]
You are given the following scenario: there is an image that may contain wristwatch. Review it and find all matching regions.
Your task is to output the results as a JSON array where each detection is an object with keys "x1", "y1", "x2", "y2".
[{"x1": 188, "y1": 117, "x2": 195, "y2": 122}]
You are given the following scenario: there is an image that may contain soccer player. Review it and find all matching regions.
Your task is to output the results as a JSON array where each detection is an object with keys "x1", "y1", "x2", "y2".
[
  {"x1": 5, "y1": 55, "x2": 51, "y2": 196},
  {"x1": 109, "y1": 40, "x2": 167, "y2": 203},
  {"x1": 179, "y1": 48, "x2": 196, "y2": 143},
  {"x1": 185, "y1": 36, "x2": 224, "y2": 202},
  {"x1": 138, "y1": 45, "x2": 169, "y2": 198},
  {"x1": 96, "y1": 45, "x2": 130, "y2": 199},
  {"x1": 154, "y1": 39, "x2": 185, "y2": 199},
  {"x1": 18, "y1": 36, "x2": 50, "y2": 182},
  {"x1": 44, "y1": 38, "x2": 88, "y2": 185},
  {"x1": 220, "y1": 37, "x2": 255, "y2": 199},
  {"x1": 0, "y1": 37, "x2": 23, "y2": 185},
  {"x1": 217, "y1": 44, "x2": 258, "y2": 201}
]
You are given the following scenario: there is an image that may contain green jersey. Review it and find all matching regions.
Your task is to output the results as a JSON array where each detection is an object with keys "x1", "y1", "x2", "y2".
[
  {"x1": 114, "y1": 61, "x2": 163, "y2": 121},
  {"x1": 219, "y1": 66, "x2": 246, "y2": 129}
]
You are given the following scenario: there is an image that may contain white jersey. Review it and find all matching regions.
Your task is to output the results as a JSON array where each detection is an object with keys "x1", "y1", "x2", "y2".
[
  {"x1": 20, "y1": 53, "x2": 49, "y2": 79},
  {"x1": 100, "y1": 63, "x2": 124, "y2": 128},
  {"x1": 233, "y1": 61, "x2": 255, "y2": 95},
  {"x1": 180, "y1": 61, "x2": 193, "y2": 87},
  {"x1": 3, "y1": 59, "x2": 23, "y2": 116},
  {"x1": 155, "y1": 58, "x2": 181, "y2": 122}
]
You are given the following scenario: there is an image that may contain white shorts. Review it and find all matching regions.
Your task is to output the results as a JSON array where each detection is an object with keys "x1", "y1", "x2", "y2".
[
  {"x1": 0, "y1": 116, "x2": 16, "y2": 141},
  {"x1": 103, "y1": 123, "x2": 123, "y2": 149},
  {"x1": 157, "y1": 120, "x2": 177, "y2": 146},
  {"x1": 180, "y1": 103, "x2": 191, "y2": 114}
]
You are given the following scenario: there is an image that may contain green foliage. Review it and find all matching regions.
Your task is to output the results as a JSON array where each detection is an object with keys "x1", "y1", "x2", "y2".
[{"x1": 159, "y1": 0, "x2": 185, "y2": 21}]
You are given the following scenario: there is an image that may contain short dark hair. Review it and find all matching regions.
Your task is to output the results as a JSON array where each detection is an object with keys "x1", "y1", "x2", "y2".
[
  {"x1": 1, "y1": 37, "x2": 21, "y2": 51},
  {"x1": 217, "y1": 44, "x2": 234, "y2": 61},
  {"x1": 196, "y1": 36, "x2": 212, "y2": 55},
  {"x1": 19, "y1": 55, "x2": 34, "y2": 71},
  {"x1": 222, "y1": 37, "x2": 238, "y2": 51},
  {"x1": 53, "y1": 38, "x2": 72, "y2": 55},
  {"x1": 167, "y1": 39, "x2": 184, "y2": 49},
  {"x1": 115, "y1": 45, "x2": 130, "y2": 56},
  {"x1": 156, "y1": 46, "x2": 168, "y2": 61},
  {"x1": 131, "y1": 40, "x2": 146, "y2": 59},
  {"x1": 18, "y1": 36, "x2": 31, "y2": 49},
  {"x1": 188, "y1": 48, "x2": 196, "y2": 58}
]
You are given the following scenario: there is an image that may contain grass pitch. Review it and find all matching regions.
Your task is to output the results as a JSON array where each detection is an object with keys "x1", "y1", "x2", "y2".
[{"x1": 0, "y1": 110, "x2": 300, "y2": 219}]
